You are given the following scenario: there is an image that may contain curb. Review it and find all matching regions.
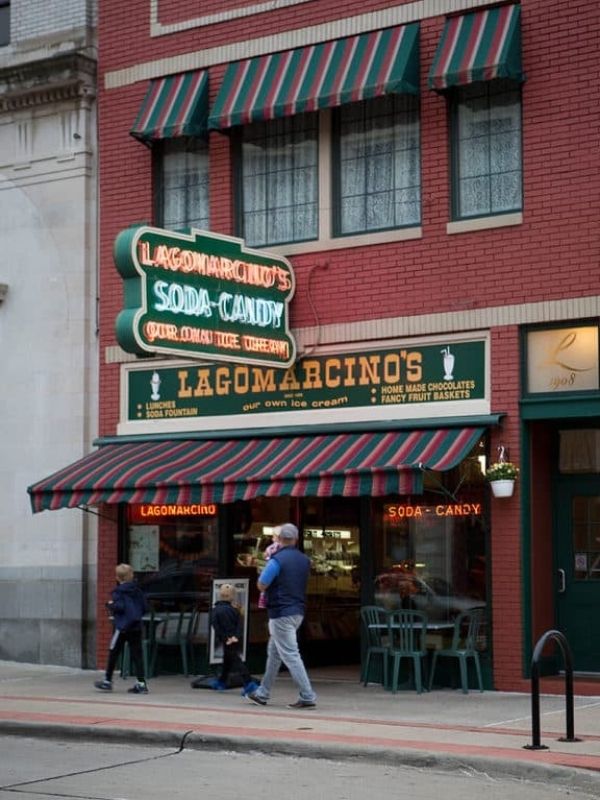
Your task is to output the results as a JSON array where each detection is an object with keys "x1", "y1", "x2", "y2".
[{"x1": 2, "y1": 720, "x2": 600, "y2": 797}]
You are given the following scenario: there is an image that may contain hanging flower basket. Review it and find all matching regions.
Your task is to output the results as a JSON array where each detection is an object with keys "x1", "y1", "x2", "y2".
[
  {"x1": 489, "y1": 479, "x2": 515, "y2": 498},
  {"x1": 485, "y1": 460, "x2": 519, "y2": 498}
]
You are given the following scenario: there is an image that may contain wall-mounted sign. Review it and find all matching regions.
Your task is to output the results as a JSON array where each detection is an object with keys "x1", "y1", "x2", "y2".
[
  {"x1": 114, "y1": 225, "x2": 296, "y2": 368},
  {"x1": 526, "y1": 325, "x2": 599, "y2": 394},
  {"x1": 128, "y1": 525, "x2": 160, "y2": 572},
  {"x1": 124, "y1": 338, "x2": 486, "y2": 423}
]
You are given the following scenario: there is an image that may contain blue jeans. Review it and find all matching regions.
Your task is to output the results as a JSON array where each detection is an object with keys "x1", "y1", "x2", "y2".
[{"x1": 255, "y1": 615, "x2": 316, "y2": 703}]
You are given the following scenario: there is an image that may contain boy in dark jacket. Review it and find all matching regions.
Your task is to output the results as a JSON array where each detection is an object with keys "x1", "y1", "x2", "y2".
[
  {"x1": 95, "y1": 564, "x2": 149, "y2": 694},
  {"x1": 210, "y1": 583, "x2": 258, "y2": 695}
]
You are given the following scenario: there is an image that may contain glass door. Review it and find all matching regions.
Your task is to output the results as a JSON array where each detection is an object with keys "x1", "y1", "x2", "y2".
[
  {"x1": 555, "y1": 475, "x2": 600, "y2": 672},
  {"x1": 301, "y1": 497, "x2": 361, "y2": 666}
]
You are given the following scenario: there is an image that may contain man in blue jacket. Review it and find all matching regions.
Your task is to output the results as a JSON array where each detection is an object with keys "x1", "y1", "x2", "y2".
[{"x1": 247, "y1": 523, "x2": 317, "y2": 709}]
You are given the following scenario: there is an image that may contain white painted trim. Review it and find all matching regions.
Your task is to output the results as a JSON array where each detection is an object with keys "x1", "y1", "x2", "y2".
[
  {"x1": 107, "y1": 295, "x2": 600, "y2": 365},
  {"x1": 294, "y1": 296, "x2": 600, "y2": 349},
  {"x1": 117, "y1": 397, "x2": 490, "y2": 436},
  {"x1": 269, "y1": 226, "x2": 423, "y2": 257},
  {"x1": 446, "y1": 212, "x2": 523, "y2": 235},
  {"x1": 150, "y1": 0, "x2": 313, "y2": 37},
  {"x1": 106, "y1": 0, "x2": 491, "y2": 89},
  {"x1": 318, "y1": 110, "x2": 331, "y2": 242}
]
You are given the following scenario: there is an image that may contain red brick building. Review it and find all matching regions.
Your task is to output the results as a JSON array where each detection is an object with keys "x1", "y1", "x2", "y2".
[{"x1": 30, "y1": 0, "x2": 600, "y2": 692}]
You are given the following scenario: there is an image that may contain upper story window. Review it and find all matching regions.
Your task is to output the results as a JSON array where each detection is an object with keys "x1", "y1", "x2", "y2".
[
  {"x1": 451, "y1": 80, "x2": 522, "y2": 221},
  {"x1": 240, "y1": 114, "x2": 318, "y2": 247},
  {"x1": 130, "y1": 71, "x2": 210, "y2": 231},
  {"x1": 0, "y1": 0, "x2": 10, "y2": 47},
  {"x1": 237, "y1": 97, "x2": 421, "y2": 249},
  {"x1": 156, "y1": 138, "x2": 209, "y2": 231},
  {"x1": 211, "y1": 24, "x2": 421, "y2": 250},
  {"x1": 334, "y1": 94, "x2": 420, "y2": 236}
]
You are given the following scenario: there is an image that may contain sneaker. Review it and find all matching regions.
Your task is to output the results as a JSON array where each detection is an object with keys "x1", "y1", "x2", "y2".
[
  {"x1": 94, "y1": 679, "x2": 112, "y2": 691},
  {"x1": 288, "y1": 700, "x2": 316, "y2": 709},
  {"x1": 240, "y1": 680, "x2": 259, "y2": 697},
  {"x1": 246, "y1": 691, "x2": 267, "y2": 706},
  {"x1": 211, "y1": 679, "x2": 227, "y2": 691},
  {"x1": 127, "y1": 681, "x2": 149, "y2": 694}
]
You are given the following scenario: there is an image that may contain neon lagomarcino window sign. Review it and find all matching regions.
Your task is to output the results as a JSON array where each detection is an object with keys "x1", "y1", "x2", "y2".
[{"x1": 114, "y1": 225, "x2": 296, "y2": 368}]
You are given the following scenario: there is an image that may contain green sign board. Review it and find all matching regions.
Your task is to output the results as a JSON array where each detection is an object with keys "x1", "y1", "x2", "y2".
[
  {"x1": 114, "y1": 225, "x2": 296, "y2": 367},
  {"x1": 126, "y1": 340, "x2": 486, "y2": 422}
]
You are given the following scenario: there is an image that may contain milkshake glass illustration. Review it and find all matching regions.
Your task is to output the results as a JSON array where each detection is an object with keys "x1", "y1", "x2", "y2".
[
  {"x1": 150, "y1": 371, "x2": 161, "y2": 400},
  {"x1": 441, "y1": 347, "x2": 455, "y2": 381}
]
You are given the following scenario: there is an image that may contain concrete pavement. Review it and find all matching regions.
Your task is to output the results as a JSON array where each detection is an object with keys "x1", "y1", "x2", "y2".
[{"x1": 0, "y1": 661, "x2": 599, "y2": 795}]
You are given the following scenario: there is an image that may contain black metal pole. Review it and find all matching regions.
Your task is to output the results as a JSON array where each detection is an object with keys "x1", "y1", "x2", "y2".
[
  {"x1": 524, "y1": 652, "x2": 546, "y2": 750},
  {"x1": 557, "y1": 631, "x2": 580, "y2": 743}
]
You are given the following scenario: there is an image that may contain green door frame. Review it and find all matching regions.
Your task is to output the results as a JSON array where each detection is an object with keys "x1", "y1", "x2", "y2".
[{"x1": 520, "y1": 397, "x2": 600, "y2": 677}]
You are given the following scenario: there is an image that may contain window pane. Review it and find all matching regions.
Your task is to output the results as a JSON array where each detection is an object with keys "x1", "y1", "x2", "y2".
[
  {"x1": 335, "y1": 94, "x2": 421, "y2": 235},
  {"x1": 491, "y1": 171, "x2": 521, "y2": 213},
  {"x1": 159, "y1": 139, "x2": 209, "y2": 230},
  {"x1": 453, "y1": 81, "x2": 522, "y2": 220},
  {"x1": 459, "y1": 176, "x2": 489, "y2": 218},
  {"x1": 241, "y1": 114, "x2": 318, "y2": 247},
  {"x1": 0, "y1": 2, "x2": 9, "y2": 48},
  {"x1": 459, "y1": 136, "x2": 488, "y2": 179}
]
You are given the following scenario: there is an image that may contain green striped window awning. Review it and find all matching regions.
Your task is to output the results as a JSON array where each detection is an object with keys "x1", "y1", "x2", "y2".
[
  {"x1": 27, "y1": 427, "x2": 483, "y2": 513},
  {"x1": 428, "y1": 4, "x2": 523, "y2": 91},
  {"x1": 208, "y1": 23, "x2": 419, "y2": 130},
  {"x1": 130, "y1": 70, "x2": 209, "y2": 143}
]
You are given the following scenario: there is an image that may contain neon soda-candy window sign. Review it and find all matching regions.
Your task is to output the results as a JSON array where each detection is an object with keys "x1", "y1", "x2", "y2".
[{"x1": 384, "y1": 503, "x2": 482, "y2": 521}]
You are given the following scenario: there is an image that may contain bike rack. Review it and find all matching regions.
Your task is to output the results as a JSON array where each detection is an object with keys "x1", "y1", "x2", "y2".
[{"x1": 524, "y1": 629, "x2": 582, "y2": 750}]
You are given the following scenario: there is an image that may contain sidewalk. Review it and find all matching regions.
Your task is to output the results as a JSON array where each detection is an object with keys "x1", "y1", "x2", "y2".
[{"x1": 1, "y1": 661, "x2": 599, "y2": 795}]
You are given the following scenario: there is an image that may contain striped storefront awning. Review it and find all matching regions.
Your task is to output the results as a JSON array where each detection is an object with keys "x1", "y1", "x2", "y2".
[
  {"x1": 208, "y1": 23, "x2": 419, "y2": 130},
  {"x1": 428, "y1": 4, "x2": 523, "y2": 91},
  {"x1": 27, "y1": 427, "x2": 482, "y2": 513},
  {"x1": 130, "y1": 70, "x2": 208, "y2": 143}
]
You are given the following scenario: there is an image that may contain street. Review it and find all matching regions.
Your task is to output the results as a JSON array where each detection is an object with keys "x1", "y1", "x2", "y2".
[{"x1": 0, "y1": 736, "x2": 595, "y2": 800}]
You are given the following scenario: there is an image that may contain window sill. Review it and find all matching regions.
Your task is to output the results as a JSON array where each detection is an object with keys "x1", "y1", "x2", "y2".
[
  {"x1": 267, "y1": 226, "x2": 422, "y2": 256},
  {"x1": 446, "y1": 213, "x2": 523, "y2": 235}
]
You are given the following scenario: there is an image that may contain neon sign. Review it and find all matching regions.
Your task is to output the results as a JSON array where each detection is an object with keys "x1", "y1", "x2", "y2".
[
  {"x1": 129, "y1": 503, "x2": 217, "y2": 521},
  {"x1": 384, "y1": 503, "x2": 482, "y2": 520},
  {"x1": 114, "y1": 225, "x2": 296, "y2": 368}
]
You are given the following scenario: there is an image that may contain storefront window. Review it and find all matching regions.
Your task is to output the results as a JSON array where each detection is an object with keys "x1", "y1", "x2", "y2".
[
  {"x1": 127, "y1": 505, "x2": 219, "y2": 611},
  {"x1": 372, "y1": 453, "x2": 488, "y2": 626}
]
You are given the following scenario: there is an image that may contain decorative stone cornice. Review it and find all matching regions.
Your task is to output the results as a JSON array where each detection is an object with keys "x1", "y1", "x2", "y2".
[{"x1": 0, "y1": 53, "x2": 96, "y2": 112}]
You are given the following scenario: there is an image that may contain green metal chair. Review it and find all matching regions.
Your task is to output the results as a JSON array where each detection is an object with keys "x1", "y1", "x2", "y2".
[
  {"x1": 360, "y1": 605, "x2": 389, "y2": 687},
  {"x1": 387, "y1": 609, "x2": 428, "y2": 693},
  {"x1": 150, "y1": 607, "x2": 196, "y2": 677},
  {"x1": 428, "y1": 607, "x2": 485, "y2": 693}
]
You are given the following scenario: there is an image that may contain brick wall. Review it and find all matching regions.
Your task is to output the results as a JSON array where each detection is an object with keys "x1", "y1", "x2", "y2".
[{"x1": 96, "y1": 0, "x2": 600, "y2": 684}]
